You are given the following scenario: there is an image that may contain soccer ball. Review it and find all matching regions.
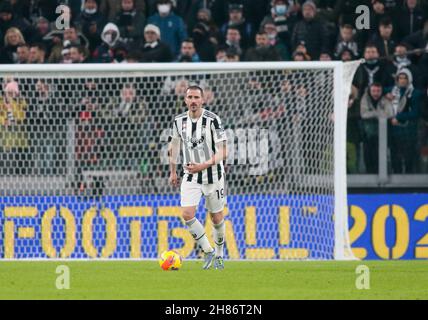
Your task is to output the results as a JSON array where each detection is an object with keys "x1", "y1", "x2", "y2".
[{"x1": 159, "y1": 250, "x2": 183, "y2": 271}]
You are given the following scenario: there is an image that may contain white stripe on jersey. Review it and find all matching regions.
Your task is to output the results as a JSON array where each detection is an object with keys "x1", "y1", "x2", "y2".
[{"x1": 170, "y1": 108, "x2": 227, "y2": 185}]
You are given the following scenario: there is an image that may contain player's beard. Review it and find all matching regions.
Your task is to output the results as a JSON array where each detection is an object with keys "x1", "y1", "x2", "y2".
[{"x1": 190, "y1": 104, "x2": 199, "y2": 113}]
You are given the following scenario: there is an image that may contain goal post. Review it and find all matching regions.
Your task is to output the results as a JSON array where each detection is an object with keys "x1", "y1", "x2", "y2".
[
  {"x1": 333, "y1": 60, "x2": 361, "y2": 260},
  {"x1": 0, "y1": 61, "x2": 361, "y2": 260}
]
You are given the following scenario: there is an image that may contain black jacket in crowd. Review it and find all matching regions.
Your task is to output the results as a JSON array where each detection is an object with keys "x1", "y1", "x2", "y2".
[
  {"x1": 395, "y1": 6, "x2": 427, "y2": 40},
  {"x1": 291, "y1": 17, "x2": 329, "y2": 60},
  {"x1": 140, "y1": 41, "x2": 173, "y2": 62}
]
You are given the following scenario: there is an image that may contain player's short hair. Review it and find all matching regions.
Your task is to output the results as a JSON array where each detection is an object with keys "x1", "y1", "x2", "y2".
[{"x1": 186, "y1": 85, "x2": 204, "y2": 96}]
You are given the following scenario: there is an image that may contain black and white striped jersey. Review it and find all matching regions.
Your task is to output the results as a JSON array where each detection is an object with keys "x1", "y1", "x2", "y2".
[{"x1": 170, "y1": 108, "x2": 227, "y2": 185}]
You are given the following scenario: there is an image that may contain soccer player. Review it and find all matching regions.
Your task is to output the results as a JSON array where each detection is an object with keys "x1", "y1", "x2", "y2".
[{"x1": 168, "y1": 85, "x2": 227, "y2": 270}]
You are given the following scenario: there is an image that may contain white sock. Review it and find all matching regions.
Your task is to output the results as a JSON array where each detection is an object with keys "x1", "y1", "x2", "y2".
[
  {"x1": 213, "y1": 219, "x2": 225, "y2": 258},
  {"x1": 186, "y1": 217, "x2": 213, "y2": 253}
]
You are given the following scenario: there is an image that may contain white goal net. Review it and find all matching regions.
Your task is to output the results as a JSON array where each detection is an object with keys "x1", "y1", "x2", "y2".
[{"x1": 0, "y1": 61, "x2": 360, "y2": 260}]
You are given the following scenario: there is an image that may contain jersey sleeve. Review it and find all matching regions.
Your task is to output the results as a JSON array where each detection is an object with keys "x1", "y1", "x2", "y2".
[
  {"x1": 168, "y1": 119, "x2": 180, "y2": 142},
  {"x1": 211, "y1": 116, "x2": 227, "y2": 144}
]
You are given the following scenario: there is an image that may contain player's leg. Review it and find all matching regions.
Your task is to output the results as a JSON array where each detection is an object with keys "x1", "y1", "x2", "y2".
[
  {"x1": 211, "y1": 210, "x2": 225, "y2": 269},
  {"x1": 181, "y1": 180, "x2": 215, "y2": 269},
  {"x1": 182, "y1": 206, "x2": 213, "y2": 254},
  {"x1": 204, "y1": 177, "x2": 226, "y2": 269}
]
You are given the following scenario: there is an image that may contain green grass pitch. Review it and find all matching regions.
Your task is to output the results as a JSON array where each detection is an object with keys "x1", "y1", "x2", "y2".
[{"x1": 0, "y1": 260, "x2": 427, "y2": 299}]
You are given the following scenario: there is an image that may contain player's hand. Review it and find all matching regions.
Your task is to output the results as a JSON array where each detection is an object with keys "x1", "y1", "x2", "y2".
[
  {"x1": 169, "y1": 172, "x2": 179, "y2": 187},
  {"x1": 185, "y1": 162, "x2": 206, "y2": 174}
]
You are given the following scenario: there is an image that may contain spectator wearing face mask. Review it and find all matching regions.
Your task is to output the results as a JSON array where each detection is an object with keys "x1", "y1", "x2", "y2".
[
  {"x1": 353, "y1": 43, "x2": 395, "y2": 98},
  {"x1": 114, "y1": 0, "x2": 146, "y2": 44},
  {"x1": 262, "y1": 21, "x2": 291, "y2": 60},
  {"x1": 260, "y1": 0, "x2": 298, "y2": 54},
  {"x1": 388, "y1": 43, "x2": 421, "y2": 88},
  {"x1": 147, "y1": 0, "x2": 187, "y2": 57},
  {"x1": 92, "y1": 23, "x2": 128, "y2": 63},
  {"x1": 244, "y1": 31, "x2": 281, "y2": 61}
]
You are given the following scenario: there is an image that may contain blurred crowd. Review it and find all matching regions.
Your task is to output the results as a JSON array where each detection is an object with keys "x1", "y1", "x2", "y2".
[{"x1": 0, "y1": 0, "x2": 428, "y2": 182}]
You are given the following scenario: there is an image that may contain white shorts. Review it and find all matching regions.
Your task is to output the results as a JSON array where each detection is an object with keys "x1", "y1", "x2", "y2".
[{"x1": 180, "y1": 176, "x2": 226, "y2": 213}]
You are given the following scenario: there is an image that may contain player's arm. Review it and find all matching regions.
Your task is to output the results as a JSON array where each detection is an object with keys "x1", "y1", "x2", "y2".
[
  {"x1": 186, "y1": 141, "x2": 227, "y2": 174},
  {"x1": 207, "y1": 141, "x2": 227, "y2": 166},
  {"x1": 168, "y1": 121, "x2": 181, "y2": 187}
]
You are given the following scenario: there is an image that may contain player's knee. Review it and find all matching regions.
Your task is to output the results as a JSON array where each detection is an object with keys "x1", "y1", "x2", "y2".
[
  {"x1": 182, "y1": 209, "x2": 196, "y2": 221},
  {"x1": 211, "y1": 211, "x2": 224, "y2": 224}
]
